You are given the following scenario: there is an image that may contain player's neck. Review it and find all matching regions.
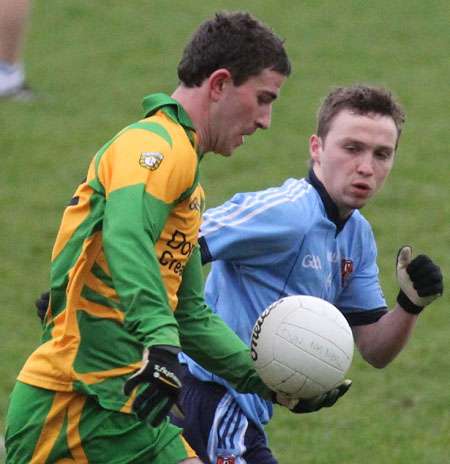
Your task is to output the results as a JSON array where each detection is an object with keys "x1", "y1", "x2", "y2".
[{"x1": 307, "y1": 169, "x2": 353, "y2": 234}]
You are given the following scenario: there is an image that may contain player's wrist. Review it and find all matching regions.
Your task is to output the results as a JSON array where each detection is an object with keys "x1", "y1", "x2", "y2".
[
  {"x1": 397, "y1": 289, "x2": 424, "y2": 315},
  {"x1": 150, "y1": 345, "x2": 181, "y2": 356}
]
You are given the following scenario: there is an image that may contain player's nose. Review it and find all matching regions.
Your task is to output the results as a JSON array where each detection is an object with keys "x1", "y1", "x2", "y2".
[
  {"x1": 256, "y1": 106, "x2": 272, "y2": 130},
  {"x1": 356, "y1": 152, "x2": 375, "y2": 175}
]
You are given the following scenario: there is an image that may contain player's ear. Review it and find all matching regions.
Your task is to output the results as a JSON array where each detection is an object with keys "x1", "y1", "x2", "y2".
[
  {"x1": 309, "y1": 135, "x2": 322, "y2": 165},
  {"x1": 208, "y1": 69, "x2": 233, "y2": 101}
]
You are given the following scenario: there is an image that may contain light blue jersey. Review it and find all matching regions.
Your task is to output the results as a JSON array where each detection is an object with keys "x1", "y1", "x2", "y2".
[{"x1": 180, "y1": 172, "x2": 387, "y2": 433}]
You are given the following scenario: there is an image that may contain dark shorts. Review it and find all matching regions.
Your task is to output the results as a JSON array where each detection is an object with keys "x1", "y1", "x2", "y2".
[{"x1": 171, "y1": 365, "x2": 278, "y2": 464}]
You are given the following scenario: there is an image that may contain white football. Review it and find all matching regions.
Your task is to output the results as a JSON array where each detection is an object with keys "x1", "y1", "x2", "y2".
[{"x1": 251, "y1": 295, "x2": 354, "y2": 399}]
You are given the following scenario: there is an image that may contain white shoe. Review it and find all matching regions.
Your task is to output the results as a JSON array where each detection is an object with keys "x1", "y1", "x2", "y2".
[{"x1": 0, "y1": 62, "x2": 35, "y2": 101}]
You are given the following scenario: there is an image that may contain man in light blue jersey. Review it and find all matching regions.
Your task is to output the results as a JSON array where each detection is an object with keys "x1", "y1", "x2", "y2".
[{"x1": 173, "y1": 85, "x2": 443, "y2": 464}]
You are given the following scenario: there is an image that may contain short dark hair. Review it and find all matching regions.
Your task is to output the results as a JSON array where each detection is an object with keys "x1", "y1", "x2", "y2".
[
  {"x1": 178, "y1": 11, "x2": 291, "y2": 87},
  {"x1": 317, "y1": 85, "x2": 405, "y2": 145}
]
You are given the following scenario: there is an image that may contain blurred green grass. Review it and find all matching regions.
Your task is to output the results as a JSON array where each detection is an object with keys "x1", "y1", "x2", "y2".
[{"x1": 1, "y1": 1, "x2": 449, "y2": 462}]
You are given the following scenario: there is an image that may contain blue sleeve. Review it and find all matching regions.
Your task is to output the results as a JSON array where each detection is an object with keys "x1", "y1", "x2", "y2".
[
  {"x1": 199, "y1": 180, "x2": 308, "y2": 265},
  {"x1": 338, "y1": 223, "x2": 388, "y2": 325}
]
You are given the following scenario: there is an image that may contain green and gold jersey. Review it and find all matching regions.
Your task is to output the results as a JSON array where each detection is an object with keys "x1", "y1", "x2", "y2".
[
  {"x1": 19, "y1": 94, "x2": 271, "y2": 413},
  {"x1": 19, "y1": 94, "x2": 203, "y2": 410}
]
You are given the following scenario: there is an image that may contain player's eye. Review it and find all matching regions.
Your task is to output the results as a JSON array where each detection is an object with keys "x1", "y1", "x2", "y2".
[
  {"x1": 257, "y1": 93, "x2": 275, "y2": 105},
  {"x1": 375, "y1": 150, "x2": 392, "y2": 160}
]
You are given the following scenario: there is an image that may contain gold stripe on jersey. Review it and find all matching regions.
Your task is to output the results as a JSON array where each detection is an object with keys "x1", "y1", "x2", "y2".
[
  {"x1": 94, "y1": 248, "x2": 112, "y2": 277},
  {"x1": 181, "y1": 435, "x2": 197, "y2": 459},
  {"x1": 155, "y1": 184, "x2": 205, "y2": 310},
  {"x1": 51, "y1": 161, "x2": 97, "y2": 262},
  {"x1": 74, "y1": 362, "x2": 141, "y2": 386},
  {"x1": 119, "y1": 389, "x2": 136, "y2": 414},
  {"x1": 83, "y1": 264, "x2": 121, "y2": 306},
  {"x1": 77, "y1": 295, "x2": 124, "y2": 324}
]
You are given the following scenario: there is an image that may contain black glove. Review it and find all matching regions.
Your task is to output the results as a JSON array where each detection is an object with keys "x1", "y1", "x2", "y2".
[
  {"x1": 36, "y1": 291, "x2": 50, "y2": 324},
  {"x1": 123, "y1": 345, "x2": 183, "y2": 427},
  {"x1": 274, "y1": 379, "x2": 352, "y2": 414},
  {"x1": 396, "y1": 246, "x2": 443, "y2": 314}
]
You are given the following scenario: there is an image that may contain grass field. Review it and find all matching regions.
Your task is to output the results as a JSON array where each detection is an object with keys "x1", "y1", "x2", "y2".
[{"x1": 1, "y1": 1, "x2": 449, "y2": 462}]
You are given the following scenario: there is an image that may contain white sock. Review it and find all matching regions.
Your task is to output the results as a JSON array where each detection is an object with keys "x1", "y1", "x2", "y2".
[{"x1": 0, "y1": 62, "x2": 25, "y2": 94}]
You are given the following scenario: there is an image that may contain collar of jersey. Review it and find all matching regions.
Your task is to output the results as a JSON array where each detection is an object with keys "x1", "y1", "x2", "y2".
[
  {"x1": 141, "y1": 93, "x2": 201, "y2": 156},
  {"x1": 306, "y1": 169, "x2": 352, "y2": 235},
  {"x1": 142, "y1": 93, "x2": 196, "y2": 131}
]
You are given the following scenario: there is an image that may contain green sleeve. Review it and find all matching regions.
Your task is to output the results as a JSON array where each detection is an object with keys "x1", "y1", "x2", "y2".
[
  {"x1": 103, "y1": 184, "x2": 180, "y2": 348},
  {"x1": 175, "y1": 246, "x2": 272, "y2": 400}
]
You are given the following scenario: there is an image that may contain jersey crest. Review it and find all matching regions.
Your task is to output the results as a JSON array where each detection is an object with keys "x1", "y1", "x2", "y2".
[
  {"x1": 139, "y1": 152, "x2": 164, "y2": 170},
  {"x1": 341, "y1": 259, "x2": 354, "y2": 287}
]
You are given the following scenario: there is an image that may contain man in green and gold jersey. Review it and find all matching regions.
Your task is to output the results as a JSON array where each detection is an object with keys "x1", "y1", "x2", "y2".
[{"x1": 5, "y1": 11, "x2": 293, "y2": 464}]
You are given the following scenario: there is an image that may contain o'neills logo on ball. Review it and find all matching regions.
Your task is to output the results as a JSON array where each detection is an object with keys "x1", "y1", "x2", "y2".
[
  {"x1": 140, "y1": 152, "x2": 164, "y2": 171},
  {"x1": 250, "y1": 298, "x2": 284, "y2": 361}
]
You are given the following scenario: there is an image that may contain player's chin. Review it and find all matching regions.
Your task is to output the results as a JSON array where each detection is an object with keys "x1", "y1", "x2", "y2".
[
  {"x1": 227, "y1": 136, "x2": 245, "y2": 156},
  {"x1": 217, "y1": 145, "x2": 239, "y2": 157},
  {"x1": 348, "y1": 193, "x2": 373, "y2": 210},
  {"x1": 212, "y1": 147, "x2": 233, "y2": 157},
  {"x1": 353, "y1": 200, "x2": 370, "y2": 211},
  {"x1": 215, "y1": 135, "x2": 246, "y2": 156}
]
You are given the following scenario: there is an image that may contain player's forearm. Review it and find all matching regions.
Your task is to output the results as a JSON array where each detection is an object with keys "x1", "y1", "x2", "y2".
[
  {"x1": 354, "y1": 305, "x2": 418, "y2": 368},
  {"x1": 178, "y1": 309, "x2": 272, "y2": 399},
  {"x1": 104, "y1": 186, "x2": 179, "y2": 347}
]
